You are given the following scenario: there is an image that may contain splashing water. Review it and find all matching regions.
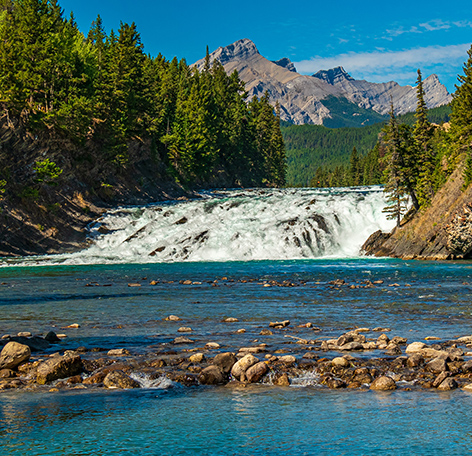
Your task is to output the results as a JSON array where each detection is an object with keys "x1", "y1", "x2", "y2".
[{"x1": 3, "y1": 186, "x2": 395, "y2": 266}]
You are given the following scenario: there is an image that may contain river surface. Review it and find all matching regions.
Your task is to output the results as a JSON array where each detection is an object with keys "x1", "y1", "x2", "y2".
[{"x1": 1, "y1": 187, "x2": 472, "y2": 455}]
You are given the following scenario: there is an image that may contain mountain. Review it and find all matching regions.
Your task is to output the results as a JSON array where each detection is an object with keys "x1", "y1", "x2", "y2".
[{"x1": 193, "y1": 39, "x2": 452, "y2": 127}]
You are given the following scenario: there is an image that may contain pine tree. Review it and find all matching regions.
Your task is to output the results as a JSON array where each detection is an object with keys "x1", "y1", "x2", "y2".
[
  {"x1": 349, "y1": 146, "x2": 361, "y2": 186},
  {"x1": 450, "y1": 45, "x2": 472, "y2": 187}
]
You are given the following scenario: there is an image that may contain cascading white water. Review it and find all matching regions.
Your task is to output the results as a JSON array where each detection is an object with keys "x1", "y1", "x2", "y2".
[{"x1": 59, "y1": 186, "x2": 395, "y2": 264}]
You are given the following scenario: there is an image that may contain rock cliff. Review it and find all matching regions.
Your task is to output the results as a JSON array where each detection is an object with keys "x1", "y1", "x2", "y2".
[
  {"x1": 193, "y1": 39, "x2": 452, "y2": 126},
  {"x1": 362, "y1": 163, "x2": 472, "y2": 260}
]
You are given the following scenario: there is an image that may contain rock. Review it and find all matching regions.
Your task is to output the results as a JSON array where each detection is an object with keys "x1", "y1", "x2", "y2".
[
  {"x1": 17, "y1": 332, "x2": 32, "y2": 337},
  {"x1": 269, "y1": 320, "x2": 290, "y2": 328},
  {"x1": 425, "y1": 336, "x2": 441, "y2": 341},
  {"x1": 224, "y1": 318, "x2": 239, "y2": 323},
  {"x1": 189, "y1": 353, "x2": 205, "y2": 363},
  {"x1": 406, "y1": 354, "x2": 424, "y2": 368},
  {"x1": 239, "y1": 347, "x2": 266, "y2": 354},
  {"x1": 390, "y1": 336, "x2": 408, "y2": 345},
  {"x1": 326, "y1": 378, "x2": 346, "y2": 389},
  {"x1": 36, "y1": 353, "x2": 83, "y2": 384},
  {"x1": 278, "y1": 355, "x2": 297, "y2": 364},
  {"x1": 0, "y1": 369, "x2": 15, "y2": 378},
  {"x1": 437, "y1": 377, "x2": 458, "y2": 391},
  {"x1": 236, "y1": 329, "x2": 246, "y2": 334},
  {"x1": 213, "y1": 352, "x2": 237, "y2": 374},
  {"x1": 274, "y1": 373, "x2": 290, "y2": 386},
  {"x1": 462, "y1": 360, "x2": 472, "y2": 372},
  {"x1": 11, "y1": 336, "x2": 50, "y2": 352},
  {"x1": 377, "y1": 334, "x2": 390, "y2": 344},
  {"x1": 427, "y1": 357, "x2": 448, "y2": 373},
  {"x1": 0, "y1": 342, "x2": 31, "y2": 370},
  {"x1": 259, "y1": 329, "x2": 273, "y2": 336},
  {"x1": 338, "y1": 342, "x2": 363, "y2": 351},
  {"x1": 432, "y1": 371, "x2": 451, "y2": 388},
  {"x1": 336, "y1": 333, "x2": 354, "y2": 346},
  {"x1": 385, "y1": 344, "x2": 402, "y2": 355},
  {"x1": 178, "y1": 327, "x2": 192, "y2": 332},
  {"x1": 372, "y1": 327, "x2": 391, "y2": 332},
  {"x1": 165, "y1": 315, "x2": 182, "y2": 321},
  {"x1": 65, "y1": 324, "x2": 80, "y2": 329},
  {"x1": 205, "y1": 342, "x2": 220, "y2": 350},
  {"x1": 245, "y1": 362, "x2": 268, "y2": 383},
  {"x1": 406, "y1": 342, "x2": 427, "y2": 353},
  {"x1": 332, "y1": 357, "x2": 350, "y2": 368},
  {"x1": 173, "y1": 337, "x2": 194, "y2": 344},
  {"x1": 231, "y1": 354, "x2": 259, "y2": 380},
  {"x1": 462, "y1": 383, "x2": 472, "y2": 391},
  {"x1": 103, "y1": 370, "x2": 140, "y2": 389},
  {"x1": 45, "y1": 331, "x2": 61, "y2": 343},
  {"x1": 107, "y1": 348, "x2": 130, "y2": 356},
  {"x1": 198, "y1": 365, "x2": 227, "y2": 385},
  {"x1": 370, "y1": 376, "x2": 397, "y2": 391},
  {"x1": 362, "y1": 342, "x2": 377, "y2": 350}
]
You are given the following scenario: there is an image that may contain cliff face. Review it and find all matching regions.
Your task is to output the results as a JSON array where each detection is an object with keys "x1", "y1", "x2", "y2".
[{"x1": 362, "y1": 164, "x2": 472, "y2": 260}]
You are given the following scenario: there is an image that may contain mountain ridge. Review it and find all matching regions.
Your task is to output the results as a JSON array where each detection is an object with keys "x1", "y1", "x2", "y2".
[{"x1": 193, "y1": 39, "x2": 452, "y2": 127}]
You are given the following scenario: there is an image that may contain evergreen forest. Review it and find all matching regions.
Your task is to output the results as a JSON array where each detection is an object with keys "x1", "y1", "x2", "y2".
[{"x1": 0, "y1": 0, "x2": 286, "y2": 209}]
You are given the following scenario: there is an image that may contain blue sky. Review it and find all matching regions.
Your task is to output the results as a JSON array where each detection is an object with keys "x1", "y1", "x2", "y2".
[{"x1": 59, "y1": 0, "x2": 472, "y2": 93}]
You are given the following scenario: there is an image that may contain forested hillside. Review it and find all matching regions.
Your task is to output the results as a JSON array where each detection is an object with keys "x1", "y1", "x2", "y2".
[
  {"x1": 0, "y1": 0, "x2": 286, "y2": 255},
  {"x1": 282, "y1": 104, "x2": 451, "y2": 187}
]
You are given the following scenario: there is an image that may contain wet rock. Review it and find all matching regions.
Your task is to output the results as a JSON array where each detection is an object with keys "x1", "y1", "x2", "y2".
[
  {"x1": 0, "y1": 369, "x2": 16, "y2": 378},
  {"x1": 377, "y1": 334, "x2": 390, "y2": 344},
  {"x1": 274, "y1": 373, "x2": 290, "y2": 386},
  {"x1": 384, "y1": 344, "x2": 402, "y2": 355},
  {"x1": 17, "y1": 332, "x2": 32, "y2": 337},
  {"x1": 462, "y1": 383, "x2": 472, "y2": 391},
  {"x1": 278, "y1": 355, "x2": 297, "y2": 364},
  {"x1": 231, "y1": 354, "x2": 259, "y2": 380},
  {"x1": 338, "y1": 342, "x2": 363, "y2": 351},
  {"x1": 437, "y1": 377, "x2": 458, "y2": 391},
  {"x1": 269, "y1": 320, "x2": 290, "y2": 328},
  {"x1": 362, "y1": 342, "x2": 377, "y2": 350},
  {"x1": 407, "y1": 354, "x2": 424, "y2": 368},
  {"x1": 189, "y1": 353, "x2": 205, "y2": 363},
  {"x1": 372, "y1": 327, "x2": 391, "y2": 332},
  {"x1": 44, "y1": 331, "x2": 61, "y2": 343},
  {"x1": 332, "y1": 357, "x2": 350, "y2": 368},
  {"x1": 370, "y1": 376, "x2": 397, "y2": 391},
  {"x1": 178, "y1": 327, "x2": 193, "y2": 333},
  {"x1": 198, "y1": 365, "x2": 227, "y2": 385},
  {"x1": 432, "y1": 371, "x2": 451, "y2": 388},
  {"x1": 427, "y1": 357, "x2": 448, "y2": 373},
  {"x1": 173, "y1": 337, "x2": 194, "y2": 344},
  {"x1": 406, "y1": 342, "x2": 427, "y2": 353},
  {"x1": 107, "y1": 349, "x2": 130, "y2": 356},
  {"x1": 462, "y1": 360, "x2": 472, "y2": 372},
  {"x1": 205, "y1": 342, "x2": 220, "y2": 350},
  {"x1": 165, "y1": 315, "x2": 182, "y2": 321},
  {"x1": 213, "y1": 352, "x2": 237, "y2": 374},
  {"x1": 326, "y1": 378, "x2": 346, "y2": 389},
  {"x1": 36, "y1": 353, "x2": 83, "y2": 384},
  {"x1": 239, "y1": 347, "x2": 266, "y2": 354},
  {"x1": 260, "y1": 329, "x2": 273, "y2": 336},
  {"x1": 11, "y1": 336, "x2": 50, "y2": 352},
  {"x1": 224, "y1": 318, "x2": 239, "y2": 323},
  {"x1": 103, "y1": 370, "x2": 140, "y2": 389},
  {"x1": 390, "y1": 336, "x2": 408, "y2": 345},
  {"x1": 0, "y1": 342, "x2": 31, "y2": 370},
  {"x1": 66, "y1": 375, "x2": 83, "y2": 385},
  {"x1": 246, "y1": 362, "x2": 268, "y2": 383}
]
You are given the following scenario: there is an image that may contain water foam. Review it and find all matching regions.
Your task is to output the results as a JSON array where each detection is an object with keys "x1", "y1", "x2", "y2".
[{"x1": 3, "y1": 186, "x2": 395, "y2": 266}]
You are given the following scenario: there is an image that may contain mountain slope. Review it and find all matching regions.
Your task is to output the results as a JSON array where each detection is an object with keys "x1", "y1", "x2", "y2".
[{"x1": 194, "y1": 39, "x2": 452, "y2": 127}]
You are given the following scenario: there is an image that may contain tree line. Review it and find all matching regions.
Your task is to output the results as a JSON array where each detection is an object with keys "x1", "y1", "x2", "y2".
[{"x1": 0, "y1": 0, "x2": 286, "y2": 196}]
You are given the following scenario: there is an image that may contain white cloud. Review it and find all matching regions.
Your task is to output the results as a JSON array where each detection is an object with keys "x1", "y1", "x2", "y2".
[
  {"x1": 293, "y1": 43, "x2": 471, "y2": 76},
  {"x1": 419, "y1": 20, "x2": 451, "y2": 32}
]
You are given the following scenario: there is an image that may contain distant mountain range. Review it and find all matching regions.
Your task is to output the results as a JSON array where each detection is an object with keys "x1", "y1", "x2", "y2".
[{"x1": 193, "y1": 39, "x2": 452, "y2": 127}]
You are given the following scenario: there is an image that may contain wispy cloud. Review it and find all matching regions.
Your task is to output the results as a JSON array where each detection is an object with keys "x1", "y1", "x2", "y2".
[
  {"x1": 294, "y1": 43, "x2": 471, "y2": 77},
  {"x1": 384, "y1": 19, "x2": 472, "y2": 38}
]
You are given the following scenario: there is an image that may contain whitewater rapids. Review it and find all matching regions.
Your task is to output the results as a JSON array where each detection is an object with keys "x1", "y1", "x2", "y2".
[{"x1": 50, "y1": 186, "x2": 395, "y2": 265}]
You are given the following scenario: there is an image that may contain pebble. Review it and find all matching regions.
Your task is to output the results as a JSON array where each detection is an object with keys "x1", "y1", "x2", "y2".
[
  {"x1": 425, "y1": 336, "x2": 441, "y2": 341},
  {"x1": 127, "y1": 283, "x2": 141, "y2": 287},
  {"x1": 260, "y1": 329, "x2": 273, "y2": 336},
  {"x1": 224, "y1": 318, "x2": 239, "y2": 323},
  {"x1": 64, "y1": 324, "x2": 80, "y2": 329},
  {"x1": 332, "y1": 357, "x2": 350, "y2": 368},
  {"x1": 17, "y1": 332, "x2": 32, "y2": 337},
  {"x1": 278, "y1": 355, "x2": 297, "y2": 364},
  {"x1": 173, "y1": 336, "x2": 194, "y2": 344},
  {"x1": 189, "y1": 353, "x2": 205, "y2": 363},
  {"x1": 107, "y1": 349, "x2": 130, "y2": 356},
  {"x1": 236, "y1": 329, "x2": 246, "y2": 334},
  {"x1": 165, "y1": 315, "x2": 182, "y2": 321}
]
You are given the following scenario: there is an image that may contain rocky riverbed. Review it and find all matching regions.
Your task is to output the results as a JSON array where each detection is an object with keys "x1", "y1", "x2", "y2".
[{"x1": 2, "y1": 321, "x2": 472, "y2": 393}]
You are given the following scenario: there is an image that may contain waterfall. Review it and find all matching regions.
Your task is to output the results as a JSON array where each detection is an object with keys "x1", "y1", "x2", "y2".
[{"x1": 58, "y1": 186, "x2": 394, "y2": 264}]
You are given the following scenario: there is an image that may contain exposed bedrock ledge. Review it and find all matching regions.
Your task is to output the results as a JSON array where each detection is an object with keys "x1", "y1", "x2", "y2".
[{"x1": 362, "y1": 164, "x2": 472, "y2": 260}]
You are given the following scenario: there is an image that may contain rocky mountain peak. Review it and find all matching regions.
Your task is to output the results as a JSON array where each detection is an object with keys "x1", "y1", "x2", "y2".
[
  {"x1": 207, "y1": 38, "x2": 260, "y2": 66},
  {"x1": 272, "y1": 57, "x2": 297, "y2": 72},
  {"x1": 312, "y1": 66, "x2": 354, "y2": 85}
]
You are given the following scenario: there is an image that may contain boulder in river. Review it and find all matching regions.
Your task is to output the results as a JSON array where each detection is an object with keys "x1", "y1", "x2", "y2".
[
  {"x1": 245, "y1": 362, "x2": 268, "y2": 383},
  {"x1": 0, "y1": 342, "x2": 31, "y2": 370},
  {"x1": 198, "y1": 365, "x2": 227, "y2": 385},
  {"x1": 231, "y1": 354, "x2": 259, "y2": 380},
  {"x1": 370, "y1": 376, "x2": 397, "y2": 391},
  {"x1": 213, "y1": 352, "x2": 237, "y2": 374},
  {"x1": 36, "y1": 353, "x2": 83, "y2": 385},
  {"x1": 103, "y1": 370, "x2": 140, "y2": 389}
]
